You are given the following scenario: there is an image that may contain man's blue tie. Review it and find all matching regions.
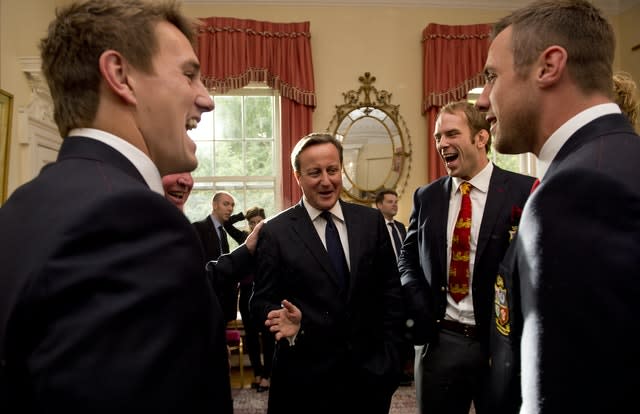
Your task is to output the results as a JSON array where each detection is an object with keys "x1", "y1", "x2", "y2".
[{"x1": 321, "y1": 211, "x2": 349, "y2": 292}]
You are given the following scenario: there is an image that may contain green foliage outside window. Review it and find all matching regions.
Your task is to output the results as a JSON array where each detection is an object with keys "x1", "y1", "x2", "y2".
[
  {"x1": 184, "y1": 91, "x2": 279, "y2": 237},
  {"x1": 490, "y1": 150, "x2": 521, "y2": 173}
]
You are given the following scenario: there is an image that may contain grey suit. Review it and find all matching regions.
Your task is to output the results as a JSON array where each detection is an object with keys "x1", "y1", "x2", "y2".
[{"x1": 251, "y1": 199, "x2": 407, "y2": 414}]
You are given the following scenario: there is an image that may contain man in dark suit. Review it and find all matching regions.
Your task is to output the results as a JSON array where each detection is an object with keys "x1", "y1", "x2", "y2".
[
  {"x1": 375, "y1": 188, "x2": 413, "y2": 385},
  {"x1": 475, "y1": 1, "x2": 640, "y2": 412},
  {"x1": 0, "y1": 1, "x2": 236, "y2": 412},
  {"x1": 251, "y1": 133, "x2": 407, "y2": 414},
  {"x1": 375, "y1": 189, "x2": 407, "y2": 257},
  {"x1": 399, "y1": 101, "x2": 534, "y2": 414},
  {"x1": 193, "y1": 190, "x2": 246, "y2": 323}
]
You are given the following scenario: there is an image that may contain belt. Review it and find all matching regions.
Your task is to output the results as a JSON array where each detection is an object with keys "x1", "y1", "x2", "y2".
[{"x1": 439, "y1": 319, "x2": 478, "y2": 339}]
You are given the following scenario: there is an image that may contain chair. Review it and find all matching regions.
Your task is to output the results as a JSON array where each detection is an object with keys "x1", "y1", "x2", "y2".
[{"x1": 226, "y1": 318, "x2": 245, "y2": 388}]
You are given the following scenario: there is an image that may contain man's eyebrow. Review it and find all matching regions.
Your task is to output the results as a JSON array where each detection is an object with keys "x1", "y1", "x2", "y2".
[
  {"x1": 435, "y1": 128, "x2": 461, "y2": 139},
  {"x1": 184, "y1": 60, "x2": 201, "y2": 72}
]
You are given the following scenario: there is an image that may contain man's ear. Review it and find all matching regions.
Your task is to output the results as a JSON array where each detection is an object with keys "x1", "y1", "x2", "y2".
[
  {"x1": 476, "y1": 129, "x2": 489, "y2": 149},
  {"x1": 536, "y1": 45, "x2": 567, "y2": 89},
  {"x1": 99, "y1": 50, "x2": 136, "y2": 105}
]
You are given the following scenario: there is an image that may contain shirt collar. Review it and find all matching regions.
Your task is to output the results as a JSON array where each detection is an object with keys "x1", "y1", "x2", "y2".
[
  {"x1": 302, "y1": 196, "x2": 345, "y2": 223},
  {"x1": 68, "y1": 128, "x2": 164, "y2": 195},
  {"x1": 536, "y1": 103, "x2": 620, "y2": 180},
  {"x1": 210, "y1": 215, "x2": 223, "y2": 229},
  {"x1": 451, "y1": 161, "x2": 493, "y2": 194}
]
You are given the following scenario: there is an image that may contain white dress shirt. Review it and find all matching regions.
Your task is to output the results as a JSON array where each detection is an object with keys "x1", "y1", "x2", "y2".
[{"x1": 68, "y1": 128, "x2": 164, "y2": 195}]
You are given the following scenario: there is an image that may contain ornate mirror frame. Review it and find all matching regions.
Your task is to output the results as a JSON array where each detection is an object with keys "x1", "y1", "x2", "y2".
[{"x1": 326, "y1": 72, "x2": 412, "y2": 205}]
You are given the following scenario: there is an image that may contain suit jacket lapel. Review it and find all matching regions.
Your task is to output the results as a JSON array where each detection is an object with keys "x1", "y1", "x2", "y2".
[
  {"x1": 476, "y1": 166, "x2": 508, "y2": 265},
  {"x1": 205, "y1": 216, "x2": 219, "y2": 256},
  {"x1": 289, "y1": 202, "x2": 342, "y2": 289},
  {"x1": 342, "y1": 201, "x2": 361, "y2": 295},
  {"x1": 439, "y1": 177, "x2": 453, "y2": 279}
]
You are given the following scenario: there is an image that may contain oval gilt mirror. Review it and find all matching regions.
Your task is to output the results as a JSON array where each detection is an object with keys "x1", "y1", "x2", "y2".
[{"x1": 327, "y1": 72, "x2": 412, "y2": 205}]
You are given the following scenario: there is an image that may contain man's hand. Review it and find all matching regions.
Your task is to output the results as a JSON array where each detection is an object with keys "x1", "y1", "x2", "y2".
[
  {"x1": 228, "y1": 212, "x2": 245, "y2": 225},
  {"x1": 265, "y1": 299, "x2": 301, "y2": 341},
  {"x1": 244, "y1": 220, "x2": 264, "y2": 254}
]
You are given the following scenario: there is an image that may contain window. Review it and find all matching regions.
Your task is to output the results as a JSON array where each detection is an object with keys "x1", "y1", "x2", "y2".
[
  {"x1": 185, "y1": 86, "x2": 281, "y2": 242},
  {"x1": 467, "y1": 88, "x2": 537, "y2": 176}
]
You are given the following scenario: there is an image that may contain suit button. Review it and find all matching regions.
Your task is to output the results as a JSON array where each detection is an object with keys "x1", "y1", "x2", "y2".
[{"x1": 441, "y1": 286, "x2": 446, "y2": 291}]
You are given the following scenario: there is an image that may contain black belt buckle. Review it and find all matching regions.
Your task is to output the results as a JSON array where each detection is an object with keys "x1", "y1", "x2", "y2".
[
  {"x1": 461, "y1": 324, "x2": 475, "y2": 338},
  {"x1": 440, "y1": 319, "x2": 477, "y2": 339}
]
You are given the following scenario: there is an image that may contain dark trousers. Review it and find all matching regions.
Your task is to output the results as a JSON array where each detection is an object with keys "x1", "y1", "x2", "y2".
[
  {"x1": 415, "y1": 329, "x2": 488, "y2": 414},
  {"x1": 239, "y1": 282, "x2": 274, "y2": 379}
]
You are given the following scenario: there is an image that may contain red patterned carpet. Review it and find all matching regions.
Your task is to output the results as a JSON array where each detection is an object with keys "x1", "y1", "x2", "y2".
[
  {"x1": 232, "y1": 384, "x2": 477, "y2": 414},
  {"x1": 232, "y1": 385, "x2": 418, "y2": 414}
]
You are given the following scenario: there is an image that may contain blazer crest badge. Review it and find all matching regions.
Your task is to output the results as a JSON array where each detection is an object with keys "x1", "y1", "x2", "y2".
[{"x1": 494, "y1": 274, "x2": 511, "y2": 336}]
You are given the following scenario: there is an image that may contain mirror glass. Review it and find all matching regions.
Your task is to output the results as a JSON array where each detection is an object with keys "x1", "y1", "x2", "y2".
[{"x1": 327, "y1": 73, "x2": 411, "y2": 205}]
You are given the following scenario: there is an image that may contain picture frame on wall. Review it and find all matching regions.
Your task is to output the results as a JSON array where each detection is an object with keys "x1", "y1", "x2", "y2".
[{"x1": 0, "y1": 89, "x2": 13, "y2": 204}]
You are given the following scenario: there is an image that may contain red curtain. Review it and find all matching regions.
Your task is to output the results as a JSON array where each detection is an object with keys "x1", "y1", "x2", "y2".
[
  {"x1": 422, "y1": 23, "x2": 492, "y2": 181},
  {"x1": 197, "y1": 17, "x2": 316, "y2": 208}
]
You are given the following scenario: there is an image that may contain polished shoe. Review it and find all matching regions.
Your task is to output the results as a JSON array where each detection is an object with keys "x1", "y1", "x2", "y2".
[{"x1": 257, "y1": 385, "x2": 270, "y2": 393}]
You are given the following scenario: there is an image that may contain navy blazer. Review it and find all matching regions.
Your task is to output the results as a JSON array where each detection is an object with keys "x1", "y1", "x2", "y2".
[
  {"x1": 192, "y1": 215, "x2": 225, "y2": 261},
  {"x1": 517, "y1": 114, "x2": 640, "y2": 413},
  {"x1": 399, "y1": 165, "x2": 534, "y2": 350},
  {"x1": 250, "y1": 199, "x2": 407, "y2": 414},
  {"x1": 0, "y1": 137, "x2": 231, "y2": 413}
]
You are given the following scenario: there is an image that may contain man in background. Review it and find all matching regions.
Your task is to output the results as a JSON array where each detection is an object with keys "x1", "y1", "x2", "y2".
[
  {"x1": 193, "y1": 190, "x2": 245, "y2": 323},
  {"x1": 251, "y1": 133, "x2": 407, "y2": 414},
  {"x1": 475, "y1": 1, "x2": 640, "y2": 412},
  {"x1": 162, "y1": 172, "x2": 194, "y2": 212},
  {"x1": 375, "y1": 188, "x2": 412, "y2": 386},
  {"x1": 0, "y1": 0, "x2": 233, "y2": 412},
  {"x1": 399, "y1": 101, "x2": 534, "y2": 414}
]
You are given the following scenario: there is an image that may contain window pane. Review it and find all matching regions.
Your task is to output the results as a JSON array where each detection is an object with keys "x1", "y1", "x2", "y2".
[
  {"x1": 214, "y1": 96, "x2": 242, "y2": 139},
  {"x1": 245, "y1": 183, "x2": 276, "y2": 217},
  {"x1": 185, "y1": 188, "x2": 212, "y2": 223},
  {"x1": 491, "y1": 151, "x2": 521, "y2": 174},
  {"x1": 193, "y1": 141, "x2": 213, "y2": 177},
  {"x1": 246, "y1": 141, "x2": 274, "y2": 176},
  {"x1": 245, "y1": 96, "x2": 273, "y2": 138},
  {"x1": 184, "y1": 88, "x2": 279, "y2": 225},
  {"x1": 215, "y1": 141, "x2": 244, "y2": 176},
  {"x1": 188, "y1": 110, "x2": 214, "y2": 141}
]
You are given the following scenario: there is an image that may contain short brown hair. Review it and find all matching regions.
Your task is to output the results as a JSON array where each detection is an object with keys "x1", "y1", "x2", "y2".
[
  {"x1": 245, "y1": 206, "x2": 266, "y2": 221},
  {"x1": 40, "y1": 0, "x2": 200, "y2": 137},
  {"x1": 492, "y1": 0, "x2": 614, "y2": 97},
  {"x1": 290, "y1": 133, "x2": 343, "y2": 172},
  {"x1": 375, "y1": 189, "x2": 398, "y2": 205},
  {"x1": 438, "y1": 101, "x2": 492, "y2": 153}
]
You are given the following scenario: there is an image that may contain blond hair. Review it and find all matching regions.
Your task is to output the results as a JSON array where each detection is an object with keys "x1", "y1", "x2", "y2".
[{"x1": 613, "y1": 71, "x2": 639, "y2": 126}]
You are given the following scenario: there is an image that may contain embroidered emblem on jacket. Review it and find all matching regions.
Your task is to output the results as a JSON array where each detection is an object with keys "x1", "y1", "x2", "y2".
[{"x1": 494, "y1": 275, "x2": 511, "y2": 336}]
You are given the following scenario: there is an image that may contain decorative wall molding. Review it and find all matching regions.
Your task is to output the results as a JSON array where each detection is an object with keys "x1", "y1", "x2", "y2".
[
  {"x1": 17, "y1": 57, "x2": 60, "y2": 181},
  {"x1": 19, "y1": 56, "x2": 55, "y2": 126},
  {"x1": 182, "y1": 0, "x2": 637, "y2": 14}
]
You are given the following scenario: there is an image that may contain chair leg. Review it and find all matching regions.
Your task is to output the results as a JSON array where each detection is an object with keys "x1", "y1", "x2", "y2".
[{"x1": 238, "y1": 339, "x2": 244, "y2": 388}]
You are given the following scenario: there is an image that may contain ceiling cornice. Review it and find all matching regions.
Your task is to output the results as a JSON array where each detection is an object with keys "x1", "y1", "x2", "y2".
[{"x1": 182, "y1": 0, "x2": 640, "y2": 15}]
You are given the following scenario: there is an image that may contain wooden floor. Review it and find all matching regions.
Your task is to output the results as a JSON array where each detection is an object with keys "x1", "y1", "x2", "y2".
[{"x1": 230, "y1": 362, "x2": 258, "y2": 389}]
